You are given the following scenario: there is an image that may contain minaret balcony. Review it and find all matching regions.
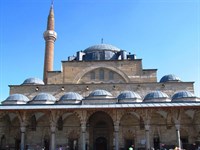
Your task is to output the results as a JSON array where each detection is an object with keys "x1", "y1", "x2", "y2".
[{"x1": 43, "y1": 30, "x2": 57, "y2": 41}]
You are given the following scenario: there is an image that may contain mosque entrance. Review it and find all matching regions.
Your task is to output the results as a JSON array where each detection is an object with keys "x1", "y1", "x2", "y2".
[
  {"x1": 15, "y1": 139, "x2": 20, "y2": 150},
  {"x1": 95, "y1": 137, "x2": 107, "y2": 150},
  {"x1": 153, "y1": 137, "x2": 160, "y2": 150},
  {"x1": 88, "y1": 111, "x2": 114, "y2": 150}
]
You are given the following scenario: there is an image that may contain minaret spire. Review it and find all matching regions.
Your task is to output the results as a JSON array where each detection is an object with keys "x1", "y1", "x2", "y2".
[{"x1": 43, "y1": 2, "x2": 57, "y2": 84}]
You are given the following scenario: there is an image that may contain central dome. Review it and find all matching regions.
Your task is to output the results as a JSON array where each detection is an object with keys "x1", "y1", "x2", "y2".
[
  {"x1": 83, "y1": 44, "x2": 121, "y2": 61},
  {"x1": 84, "y1": 44, "x2": 120, "y2": 52}
]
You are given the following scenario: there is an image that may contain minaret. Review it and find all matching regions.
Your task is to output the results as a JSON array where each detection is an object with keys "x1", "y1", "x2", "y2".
[{"x1": 43, "y1": 3, "x2": 57, "y2": 84}]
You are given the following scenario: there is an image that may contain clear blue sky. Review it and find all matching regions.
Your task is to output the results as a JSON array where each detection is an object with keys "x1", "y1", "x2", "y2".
[{"x1": 0, "y1": 0, "x2": 199, "y2": 100}]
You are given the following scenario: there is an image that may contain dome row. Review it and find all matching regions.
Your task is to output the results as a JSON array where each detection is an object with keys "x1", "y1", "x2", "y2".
[
  {"x1": 21, "y1": 74, "x2": 181, "y2": 86},
  {"x1": 2, "y1": 90, "x2": 199, "y2": 105}
]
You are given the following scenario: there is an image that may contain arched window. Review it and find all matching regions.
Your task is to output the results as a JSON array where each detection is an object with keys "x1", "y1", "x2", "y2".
[
  {"x1": 99, "y1": 69, "x2": 104, "y2": 80},
  {"x1": 57, "y1": 116, "x2": 63, "y2": 131}
]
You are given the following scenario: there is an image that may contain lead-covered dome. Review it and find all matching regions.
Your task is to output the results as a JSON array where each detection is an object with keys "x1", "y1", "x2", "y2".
[
  {"x1": 85, "y1": 89, "x2": 113, "y2": 100},
  {"x1": 83, "y1": 44, "x2": 121, "y2": 60},
  {"x1": 172, "y1": 91, "x2": 198, "y2": 102},
  {"x1": 2, "y1": 94, "x2": 29, "y2": 104},
  {"x1": 118, "y1": 91, "x2": 142, "y2": 103},
  {"x1": 84, "y1": 89, "x2": 115, "y2": 104},
  {"x1": 84, "y1": 44, "x2": 120, "y2": 52},
  {"x1": 143, "y1": 91, "x2": 170, "y2": 102},
  {"x1": 58, "y1": 92, "x2": 83, "y2": 104},
  {"x1": 29, "y1": 93, "x2": 56, "y2": 104},
  {"x1": 89, "y1": 89, "x2": 112, "y2": 97},
  {"x1": 160, "y1": 74, "x2": 181, "y2": 83},
  {"x1": 22, "y1": 77, "x2": 44, "y2": 85}
]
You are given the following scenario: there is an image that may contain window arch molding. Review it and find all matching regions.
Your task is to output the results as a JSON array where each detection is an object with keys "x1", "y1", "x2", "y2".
[{"x1": 73, "y1": 65, "x2": 130, "y2": 83}]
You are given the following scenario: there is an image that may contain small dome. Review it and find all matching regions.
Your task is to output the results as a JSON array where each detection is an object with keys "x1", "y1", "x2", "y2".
[
  {"x1": 172, "y1": 91, "x2": 197, "y2": 102},
  {"x1": 2, "y1": 94, "x2": 29, "y2": 104},
  {"x1": 58, "y1": 92, "x2": 83, "y2": 104},
  {"x1": 84, "y1": 44, "x2": 120, "y2": 52},
  {"x1": 60, "y1": 92, "x2": 83, "y2": 101},
  {"x1": 118, "y1": 91, "x2": 142, "y2": 103},
  {"x1": 160, "y1": 74, "x2": 181, "y2": 83},
  {"x1": 22, "y1": 77, "x2": 44, "y2": 85},
  {"x1": 30, "y1": 93, "x2": 56, "y2": 104},
  {"x1": 89, "y1": 89, "x2": 112, "y2": 97},
  {"x1": 143, "y1": 91, "x2": 170, "y2": 102}
]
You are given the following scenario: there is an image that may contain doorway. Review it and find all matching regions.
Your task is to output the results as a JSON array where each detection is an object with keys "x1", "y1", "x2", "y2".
[
  {"x1": 153, "y1": 137, "x2": 160, "y2": 150},
  {"x1": 125, "y1": 139, "x2": 134, "y2": 150},
  {"x1": 95, "y1": 137, "x2": 107, "y2": 150},
  {"x1": 15, "y1": 139, "x2": 20, "y2": 150},
  {"x1": 44, "y1": 139, "x2": 49, "y2": 150},
  {"x1": 68, "y1": 139, "x2": 78, "y2": 150},
  {"x1": 88, "y1": 111, "x2": 114, "y2": 150}
]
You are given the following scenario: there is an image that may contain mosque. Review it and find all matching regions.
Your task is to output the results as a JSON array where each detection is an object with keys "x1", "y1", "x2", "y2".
[{"x1": 0, "y1": 3, "x2": 200, "y2": 150}]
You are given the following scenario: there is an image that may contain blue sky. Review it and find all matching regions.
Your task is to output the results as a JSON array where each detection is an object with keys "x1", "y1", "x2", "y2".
[{"x1": 0, "y1": 0, "x2": 199, "y2": 100}]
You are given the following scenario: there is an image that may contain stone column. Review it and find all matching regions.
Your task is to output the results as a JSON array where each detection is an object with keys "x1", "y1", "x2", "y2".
[
  {"x1": 175, "y1": 124, "x2": 181, "y2": 149},
  {"x1": 50, "y1": 125, "x2": 56, "y2": 150},
  {"x1": 20, "y1": 125, "x2": 26, "y2": 150},
  {"x1": 81, "y1": 122, "x2": 86, "y2": 150},
  {"x1": 145, "y1": 125, "x2": 150, "y2": 150},
  {"x1": 114, "y1": 124, "x2": 119, "y2": 150}
]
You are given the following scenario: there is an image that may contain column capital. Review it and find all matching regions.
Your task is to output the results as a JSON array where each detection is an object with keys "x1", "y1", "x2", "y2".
[
  {"x1": 114, "y1": 125, "x2": 119, "y2": 132},
  {"x1": 145, "y1": 124, "x2": 150, "y2": 131},
  {"x1": 20, "y1": 121, "x2": 27, "y2": 133},
  {"x1": 20, "y1": 126, "x2": 26, "y2": 133},
  {"x1": 50, "y1": 126, "x2": 56, "y2": 133},
  {"x1": 81, "y1": 121, "x2": 87, "y2": 132},
  {"x1": 81, "y1": 125, "x2": 86, "y2": 132},
  {"x1": 114, "y1": 123, "x2": 120, "y2": 132},
  {"x1": 175, "y1": 124, "x2": 180, "y2": 130}
]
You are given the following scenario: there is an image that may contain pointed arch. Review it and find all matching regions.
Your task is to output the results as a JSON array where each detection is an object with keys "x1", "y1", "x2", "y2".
[{"x1": 73, "y1": 65, "x2": 130, "y2": 83}]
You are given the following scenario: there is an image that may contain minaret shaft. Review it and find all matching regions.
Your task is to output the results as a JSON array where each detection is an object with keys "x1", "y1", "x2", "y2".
[{"x1": 43, "y1": 5, "x2": 57, "y2": 84}]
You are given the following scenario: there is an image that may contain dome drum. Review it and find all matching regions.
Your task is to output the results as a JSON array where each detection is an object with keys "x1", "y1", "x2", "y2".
[
  {"x1": 68, "y1": 43, "x2": 138, "y2": 61},
  {"x1": 83, "y1": 50, "x2": 119, "y2": 61}
]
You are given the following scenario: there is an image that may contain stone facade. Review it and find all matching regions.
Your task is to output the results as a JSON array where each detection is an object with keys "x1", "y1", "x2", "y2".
[{"x1": 0, "y1": 4, "x2": 200, "y2": 150}]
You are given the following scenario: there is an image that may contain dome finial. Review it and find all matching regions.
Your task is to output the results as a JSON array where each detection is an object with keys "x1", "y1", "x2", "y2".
[
  {"x1": 51, "y1": 0, "x2": 54, "y2": 7},
  {"x1": 101, "y1": 38, "x2": 104, "y2": 44}
]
